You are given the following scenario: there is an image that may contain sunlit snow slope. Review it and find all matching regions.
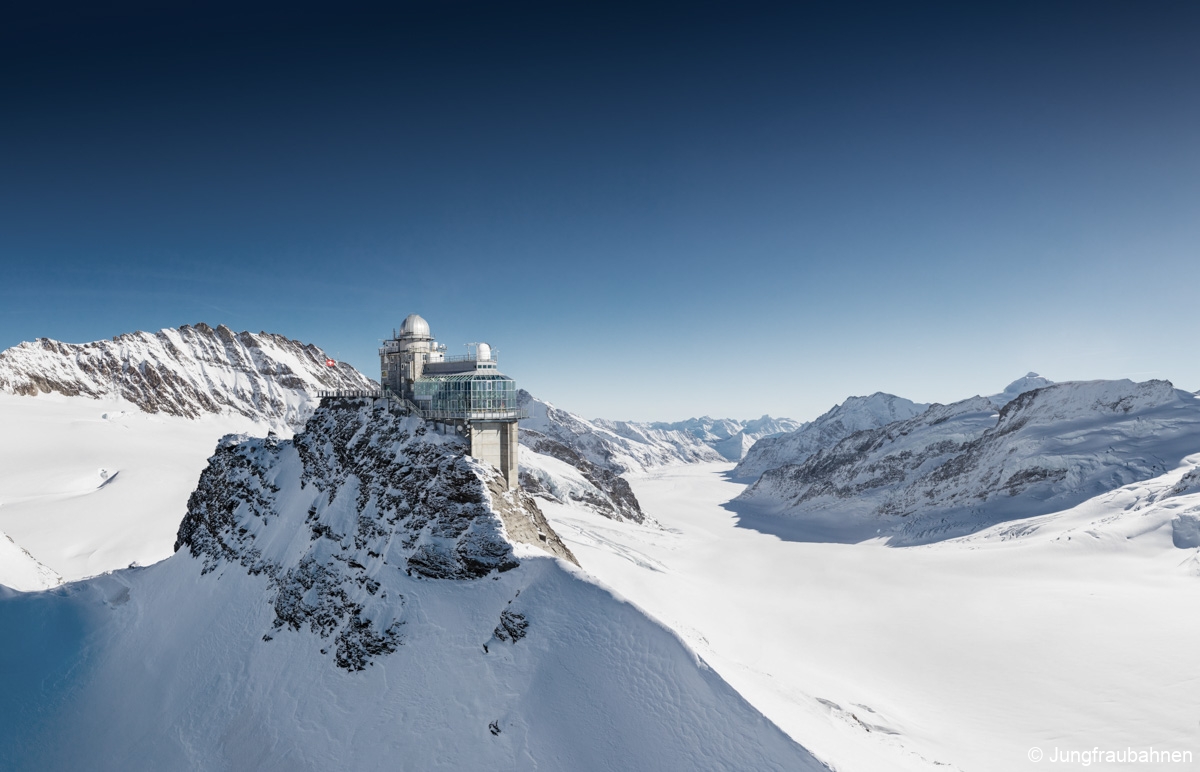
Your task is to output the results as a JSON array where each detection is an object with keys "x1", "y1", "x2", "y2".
[{"x1": 0, "y1": 400, "x2": 826, "y2": 772}]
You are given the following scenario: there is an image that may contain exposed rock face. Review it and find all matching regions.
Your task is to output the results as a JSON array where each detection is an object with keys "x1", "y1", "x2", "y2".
[
  {"x1": 520, "y1": 390, "x2": 725, "y2": 473},
  {"x1": 176, "y1": 397, "x2": 574, "y2": 671},
  {"x1": 737, "y1": 380, "x2": 1200, "y2": 544},
  {"x1": 519, "y1": 428, "x2": 646, "y2": 523},
  {"x1": 0, "y1": 324, "x2": 374, "y2": 429}
]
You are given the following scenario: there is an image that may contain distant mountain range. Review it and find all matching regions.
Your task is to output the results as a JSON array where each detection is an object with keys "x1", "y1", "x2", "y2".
[
  {"x1": 5, "y1": 322, "x2": 1197, "y2": 566},
  {"x1": 735, "y1": 392, "x2": 930, "y2": 480},
  {"x1": 734, "y1": 377, "x2": 1200, "y2": 544},
  {"x1": 0, "y1": 323, "x2": 373, "y2": 429},
  {"x1": 518, "y1": 390, "x2": 797, "y2": 522}
]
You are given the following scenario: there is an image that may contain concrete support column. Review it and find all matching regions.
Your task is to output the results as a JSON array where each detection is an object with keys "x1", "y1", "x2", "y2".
[
  {"x1": 468, "y1": 420, "x2": 519, "y2": 489},
  {"x1": 500, "y1": 421, "x2": 518, "y2": 489}
]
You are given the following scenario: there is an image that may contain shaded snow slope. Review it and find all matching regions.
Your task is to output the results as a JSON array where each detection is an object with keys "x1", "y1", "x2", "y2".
[
  {"x1": 0, "y1": 530, "x2": 61, "y2": 591},
  {"x1": 736, "y1": 379, "x2": 1200, "y2": 544},
  {"x1": 0, "y1": 323, "x2": 374, "y2": 429},
  {"x1": 735, "y1": 392, "x2": 929, "y2": 480},
  {"x1": 953, "y1": 451, "x2": 1200, "y2": 559},
  {"x1": 0, "y1": 400, "x2": 825, "y2": 772}
]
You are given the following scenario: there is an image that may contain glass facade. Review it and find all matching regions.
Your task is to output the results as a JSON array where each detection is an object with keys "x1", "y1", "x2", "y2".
[{"x1": 412, "y1": 372, "x2": 519, "y2": 419}]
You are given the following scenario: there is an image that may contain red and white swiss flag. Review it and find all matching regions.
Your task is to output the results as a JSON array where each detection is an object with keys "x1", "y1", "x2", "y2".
[{"x1": 325, "y1": 358, "x2": 337, "y2": 367}]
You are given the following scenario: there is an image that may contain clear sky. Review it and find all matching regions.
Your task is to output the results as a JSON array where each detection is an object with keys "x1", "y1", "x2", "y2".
[{"x1": 2, "y1": 1, "x2": 1197, "y2": 422}]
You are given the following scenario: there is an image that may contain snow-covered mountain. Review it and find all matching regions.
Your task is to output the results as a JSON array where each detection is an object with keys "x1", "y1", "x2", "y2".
[
  {"x1": 735, "y1": 392, "x2": 929, "y2": 480},
  {"x1": 735, "y1": 379, "x2": 1200, "y2": 544},
  {"x1": 517, "y1": 391, "x2": 721, "y2": 522},
  {"x1": 520, "y1": 391, "x2": 726, "y2": 472},
  {"x1": 518, "y1": 393, "x2": 797, "y2": 522},
  {"x1": 734, "y1": 374, "x2": 1058, "y2": 481},
  {"x1": 987, "y1": 371, "x2": 1054, "y2": 408},
  {"x1": 0, "y1": 398, "x2": 826, "y2": 772},
  {"x1": 647, "y1": 415, "x2": 802, "y2": 461},
  {"x1": 519, "y1": 432, "x2": 647, "y2": 523},
  {"x1": 0, "y1": 324, "x2": 378, "y2": 584},
  {"x1": 0, "y1": 323, "x2": 374, "y2": 429}
]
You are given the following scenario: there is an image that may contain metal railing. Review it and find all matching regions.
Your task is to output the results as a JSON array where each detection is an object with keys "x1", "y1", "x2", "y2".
[
  {"x1": 416, "y1": 407, "x2": 525, "y2": 421},
  {"x1": 315, "y1": 391, "x2": 523, "y2": 422}
]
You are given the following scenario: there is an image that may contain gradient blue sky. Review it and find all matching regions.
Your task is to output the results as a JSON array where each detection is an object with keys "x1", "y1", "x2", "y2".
[{"x1": 2, "y1": 1, "x2": 1197, "y2": 421}]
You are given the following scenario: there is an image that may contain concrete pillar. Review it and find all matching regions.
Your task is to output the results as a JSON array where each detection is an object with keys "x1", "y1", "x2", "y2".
[
  {"x1": 501, "y1": 421, "x2": 519, "y2": 489},
  {"x1": 468, "y1": 420, "x2": 519, "y2": 489}
]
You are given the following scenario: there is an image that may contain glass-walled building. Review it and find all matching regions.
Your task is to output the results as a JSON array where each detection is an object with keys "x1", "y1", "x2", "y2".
[
  {"x1": 378, "y1": 313, "x2": 521, "y2": 488},
  {"x1": 411, "y1": 371, "x2": 519, "y2": 421}
]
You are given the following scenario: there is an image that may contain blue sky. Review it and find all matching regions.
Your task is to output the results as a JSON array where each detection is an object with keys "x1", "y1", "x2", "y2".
[{"x1": 1, "y1": 1, "x2": 1197, "y2": 421}]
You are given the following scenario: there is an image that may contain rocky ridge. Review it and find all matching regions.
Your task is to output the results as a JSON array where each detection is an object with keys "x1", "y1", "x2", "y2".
[
  {"x1": 734, "y1": 373, "x2": 1057, "y2": 481},
  {"x1": 646, "y1": 414, "x2": 802, "y2": 461},
  {"x1": 735, "y1": 392, "x2": 930, "y2": 480},
  {"x1": 737, "y1": 379, "x2": 1200, "y2": 544},
  {"x1": 0, "y1": 323, "x2": 374, "y2": 429},
  {"x1": 520, "y1": 390, "x2": 726, "y2": 473},
  {"x1": 177, "y1": 397, "x2": 575, "y2": 669}
]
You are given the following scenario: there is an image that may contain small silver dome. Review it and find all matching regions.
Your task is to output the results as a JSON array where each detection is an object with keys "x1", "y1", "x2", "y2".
[{"x1": 399, "y1": 313, "x2": 431, "y2": 339}]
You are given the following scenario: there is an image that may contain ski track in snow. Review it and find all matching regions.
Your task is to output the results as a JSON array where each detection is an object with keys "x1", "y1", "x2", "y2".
[{"x1": 542, "y1": 461, "x2": 1200, "y2": 772}]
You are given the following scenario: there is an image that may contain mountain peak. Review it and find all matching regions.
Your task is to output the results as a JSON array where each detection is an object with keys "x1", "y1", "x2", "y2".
[{"x1": 0, "y1": 325, "x2": 375, "y2": 429}]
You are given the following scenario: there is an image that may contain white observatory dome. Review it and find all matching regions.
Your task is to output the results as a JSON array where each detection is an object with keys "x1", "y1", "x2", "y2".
[
  {"x1": 476, "y1": 342, "x2": 492, "y2": 361},
  {"x1": 399, "y1": 314, "x2": 431, "y2": 339}
]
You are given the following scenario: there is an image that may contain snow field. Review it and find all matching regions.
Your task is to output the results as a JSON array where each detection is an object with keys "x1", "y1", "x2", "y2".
[
  {"x1": 0, "y1": 393, "x2": 275, "y2": 583},
  {"x1": 541, "y1": 462, "x2": 1200, "y2": 772}
]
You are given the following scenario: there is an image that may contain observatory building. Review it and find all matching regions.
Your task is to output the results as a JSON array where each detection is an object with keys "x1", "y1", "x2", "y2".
[{"x1": 380, "y1": 314, "x2": 520, "y2": 488}]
